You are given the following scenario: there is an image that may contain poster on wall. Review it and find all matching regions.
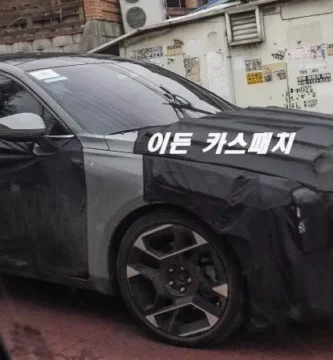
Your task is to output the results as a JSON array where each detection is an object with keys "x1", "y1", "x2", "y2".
[
  {"x1": 245, "y1": 59, "x2": 262, "y2": 72},
  {"x1": 297, "y1": 73, "x2": 331, "y2": 85},
  {"x1": 272, "y1": 50, "x2": 286, "y2": 60},
  {"x1": 184, "y1": 57, "x2": 201, "y2": 83},
  {"x1": 262, "y1": 63, "x2": 287, "y2": 82},
  {"x1": 327, "y1": 44, "x2": 333, "y2": 56},
  {"x1": 285, "y1": 45, "x2": 325, "y2": 61},
  {"x1": 286, "y1": 58, "x2": 333, "y2": 113},
  {"x1": 166, "y1": 44, "x2": 183, "y2": 56}
]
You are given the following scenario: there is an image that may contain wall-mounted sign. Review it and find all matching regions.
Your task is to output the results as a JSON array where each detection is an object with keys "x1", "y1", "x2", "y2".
[
  {"x1": 166, "y1": 44, "x2": 183, "y2": 56},
  {"x1": 131, "y1": 46, "x2": 164, "y2": 60},
  {"x1": 245, "y1": 59, "x2": 262, "y2": 72},
  {"x1": 247, "y1": 72, "x2": 264, "y2": 85},
  {"x1": 297, "y1": 73, "x2": 331, "y2": 85}
]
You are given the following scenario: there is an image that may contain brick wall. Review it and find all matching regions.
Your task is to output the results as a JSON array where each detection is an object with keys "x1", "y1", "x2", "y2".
[
  {"x1": 0, "y1": 0, "x2": 85, "y2": 49},
  {"x1": 0, "y1": 0, "x2": 123, "y2": 53},
  {"x1": 0, "y1": 0, "x2": 205, "y2": 53},
  {"x1": 83, "y1": 0, "x2": 122, "y2": 23}
]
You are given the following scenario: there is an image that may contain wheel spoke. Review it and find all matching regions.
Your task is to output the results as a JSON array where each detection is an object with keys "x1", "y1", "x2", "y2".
[
  {"x1": 126, "y1": 263, "x2": 159, "y2": 283},
  {"x1": 142, "y1": 294, "x2": 172, "y2": 316},
  {"x1": 146, "y1": 296, "x2": 193, "y2": 317},
  {"x1": 145, "y1": 296, "x2": 192, "y2": 328},
  {"x1": 213, "y1": 283, "x2": 229, "y2": 298},
  {"x1": 127, "y1": 245, "x2": 161, "y2": 277},
  {"x1": 177, "y1": 295, "x2": 222, "y2": 337},
  {"x1": 192, "y1": 294, "x2": 223, "y2": 319},
  {"x1": 161, "y1": 231, "x2": 208, "y2": 260},
  {"x1": 145, "y1": 293, "x2": 226, "y2": 337},
  {"x1": 167, "y1": 308, "x2": 180, "y2": 333},
  {"x1": 198, "y1": 274, "x2": 229, "y2": 299},
  {"x1": 133, "y1": 225, "x2": 208, "y2": 261},
  {"x1": 171, "y1": 226, "x2": 193, "y2": 252}
]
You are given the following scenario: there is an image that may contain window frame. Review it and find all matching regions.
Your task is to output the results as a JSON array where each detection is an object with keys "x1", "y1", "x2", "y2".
[{"x1": 0, "y1": 71, "x2": 73, "y2": 137}]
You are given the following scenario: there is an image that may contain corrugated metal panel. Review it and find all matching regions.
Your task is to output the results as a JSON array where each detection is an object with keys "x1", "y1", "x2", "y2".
[{"x1": 226, "y1": 7, "x2": 264, "y2": 46}]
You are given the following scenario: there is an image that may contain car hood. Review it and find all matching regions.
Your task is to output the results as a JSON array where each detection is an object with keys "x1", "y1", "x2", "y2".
[{"x1": 134, "y1": 106, "x2": 333, "y2": 192}]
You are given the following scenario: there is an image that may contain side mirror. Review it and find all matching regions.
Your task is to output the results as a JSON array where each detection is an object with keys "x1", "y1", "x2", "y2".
[{"x1": 0, "y1": 113, "x2": 46, "y2": 141}]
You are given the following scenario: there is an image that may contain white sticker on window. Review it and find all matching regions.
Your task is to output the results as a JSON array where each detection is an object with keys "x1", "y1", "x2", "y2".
[
  {"x1": 29, "y1": 69, "x2": 60, "y2": 80},
  {"x1": 44, "y1": 76, "x2": 68, "y2": 83}
]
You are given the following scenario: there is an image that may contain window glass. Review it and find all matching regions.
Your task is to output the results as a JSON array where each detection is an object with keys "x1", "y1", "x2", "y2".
[
  {"x1": 28, "y1": 61, "x2": 235, "y2": 135},
  {"x1": 0, "y1": 75, "x2": 67, "y2": 135},
  {"x1": 0, "y1": 75, "x2": 42, "y2": 118}
]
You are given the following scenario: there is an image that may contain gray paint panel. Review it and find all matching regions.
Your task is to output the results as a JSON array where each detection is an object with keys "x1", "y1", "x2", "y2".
[{"x1": 83, "y1": 147, "x2": 144, "y2": 293}]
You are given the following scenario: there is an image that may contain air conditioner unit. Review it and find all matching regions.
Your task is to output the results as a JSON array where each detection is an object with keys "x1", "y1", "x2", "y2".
[{"x1": 119, "y1": 0, "x2": 167, "y2": 34}]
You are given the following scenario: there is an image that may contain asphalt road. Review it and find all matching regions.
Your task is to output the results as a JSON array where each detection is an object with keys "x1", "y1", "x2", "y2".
[{"x1": 0, "y1": 275, "x2": 332, "y2": 360}]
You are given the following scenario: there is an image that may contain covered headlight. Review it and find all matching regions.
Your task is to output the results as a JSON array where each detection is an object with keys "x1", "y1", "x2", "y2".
[{"x1": 292, "y1": 187, "x2": 329, "y2": 253}]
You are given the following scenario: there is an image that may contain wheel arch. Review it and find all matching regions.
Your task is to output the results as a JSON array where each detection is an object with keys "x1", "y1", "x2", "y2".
[
  {"x1": 107, "y1": 203, "x2": 248, "y2": 293},
  {"x1": 108, "y1": 203, "x2": 204, "y2": 280}
]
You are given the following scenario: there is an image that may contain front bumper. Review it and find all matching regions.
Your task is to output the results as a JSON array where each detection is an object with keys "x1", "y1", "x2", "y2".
[{"x1": 245, "y1": 186, "x2": 333, "y2": 331}]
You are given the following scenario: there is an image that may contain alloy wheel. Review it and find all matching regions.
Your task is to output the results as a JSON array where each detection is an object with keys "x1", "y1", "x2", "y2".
[{"x1": 125, "y1": 224, "x2": 230, "y2": 338}]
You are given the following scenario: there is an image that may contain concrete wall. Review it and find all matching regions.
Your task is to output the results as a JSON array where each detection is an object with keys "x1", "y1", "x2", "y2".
[
  {"x1": 119, "y1": 0, "x2": 333, "y2": 115},
  {"x1": 120, "y1": 18, "x2": 235, "y2": 103},
  {"x1": 231, "y1": 0, "x2": 333, "y2": 114}
]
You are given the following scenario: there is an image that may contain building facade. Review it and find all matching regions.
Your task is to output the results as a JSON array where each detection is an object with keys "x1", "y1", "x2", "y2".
[
  {"x1": 0, "y1": 0, "x2": 208, "y2": 54},
  {"x1": 93, "y1": 0, "x2": 333, "y2": 115},
  {"x1": 0, "y1": 0, "x2": 124, "y2": 53}
]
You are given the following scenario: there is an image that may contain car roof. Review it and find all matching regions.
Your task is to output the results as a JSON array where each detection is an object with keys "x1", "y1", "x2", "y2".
[{"x1": 0, "y1": 53, "x2": 125, "y2": 72}]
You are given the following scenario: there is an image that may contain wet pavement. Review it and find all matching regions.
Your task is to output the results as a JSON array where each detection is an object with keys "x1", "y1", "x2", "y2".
[{"x1": 0, "y1": 275, "x2": 332, "y2": 360}]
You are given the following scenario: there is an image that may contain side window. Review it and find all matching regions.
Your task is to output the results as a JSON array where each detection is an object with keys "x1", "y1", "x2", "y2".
[
  {"x1": 43, "y1": 108, "x2": 68, "y2": 135},
  {"x1": 0, "y1": 74, "x2": 68, "y2": 135}
]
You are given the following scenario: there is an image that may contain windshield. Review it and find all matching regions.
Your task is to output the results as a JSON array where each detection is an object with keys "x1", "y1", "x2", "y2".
[{"x1": 28, "y1": 60, "x2": 236, "y2": 135}]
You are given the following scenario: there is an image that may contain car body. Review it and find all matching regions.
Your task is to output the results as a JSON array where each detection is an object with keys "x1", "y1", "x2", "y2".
[{"x1": 0, "y1": 53, "x2": 332, "y2": 347}]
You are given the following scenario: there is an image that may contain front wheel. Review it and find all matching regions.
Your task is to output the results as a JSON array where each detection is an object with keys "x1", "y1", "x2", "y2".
[{"x1": 116, "y1": 210, "x2": 244, "y2": 348}]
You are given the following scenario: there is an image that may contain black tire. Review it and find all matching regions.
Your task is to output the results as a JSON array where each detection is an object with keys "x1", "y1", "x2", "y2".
[{"x1": 116, "y1": 209, "x2": 244, "y2": 348}]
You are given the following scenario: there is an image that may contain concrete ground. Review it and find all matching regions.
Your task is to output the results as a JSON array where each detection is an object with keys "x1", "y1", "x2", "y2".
[{"x1": 0, "y1": 275, "x2": 332, "y2": 360}]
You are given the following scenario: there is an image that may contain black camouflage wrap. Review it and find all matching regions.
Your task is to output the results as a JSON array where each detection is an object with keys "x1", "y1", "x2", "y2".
[
  {"x1": 134, "y1": 107, "x2": 333, "y2": 330},
  {"x1": 0, "y1": 137, "x2": 88, "y2": 278}
]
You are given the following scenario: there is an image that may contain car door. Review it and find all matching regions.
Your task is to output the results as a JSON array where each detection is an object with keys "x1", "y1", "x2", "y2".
[{"x1": 0, "y1": 73, "x2": 88, "y2": 279}]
